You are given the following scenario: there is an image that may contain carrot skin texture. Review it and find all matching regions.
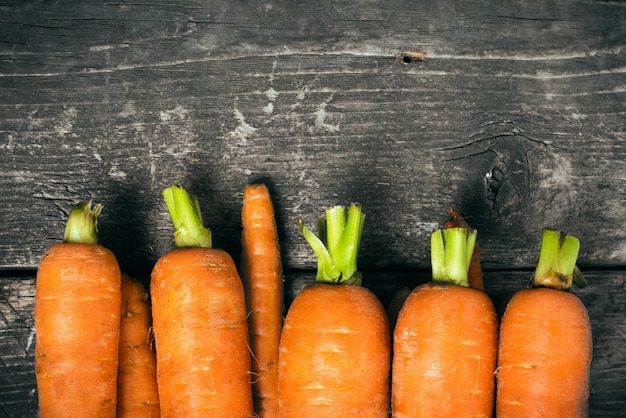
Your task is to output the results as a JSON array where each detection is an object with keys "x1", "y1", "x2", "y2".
[
  {"x1": 35, "y1": 243, "x2": 122, "y2": 418},
  {"x1": 240, "y1": 184, "x2": 284, "y2": 417},
  {"x1": 496, "y1": 287, "x2": 592, "y2": 418},
  {"x1": 117, "y1": 273, "x2": 160, "y2": 417},
  {"x1": 278, "y1": 284, "x2": 391, "y2": 417},
  {"x1": 392, "y1": 282, "x2": 498, "y2": 418},
  {"x1": 150, "y1": 247, "x2": 254, "y2": 417}
]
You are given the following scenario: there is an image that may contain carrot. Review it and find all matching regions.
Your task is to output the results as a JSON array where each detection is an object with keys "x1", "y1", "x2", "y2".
[
  {"x1": 442, "y1": 206, "x2": 484, "y2": 290},
  {"x1": 387, "y1": 207, "x2": 485, "y2": 332},
  {"x1": 35, "y1": 201, "x2": 122, "y2": 417},
  {"x1": 277, "y1": 203, "x2": 391, "y2": 417},
  {"x1": 117, "y1": 273, "x2": 160, "y2": 417},
  {"x1": 239, "y1": 183, "x2": 284, "y2": 417},
  {"x1": 392, "y1": 227, "x2": 498, "y2": 418},
  {"x1": 496, "y1": 229, "x2": 592, "y2": 417},
  {"x1": 150, "y1": 184, "x2": 253, "y2": 417}
]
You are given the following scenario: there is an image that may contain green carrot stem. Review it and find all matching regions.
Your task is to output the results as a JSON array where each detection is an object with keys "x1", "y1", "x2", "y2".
[
  {"x1": 325, "y1": 205, "x2": 347, "y2": 256},
  {"x1": 430, "y1": 227, "x2": 477, "y2": 287},
  {"x1": 573, "y1": 265, "x2": 588, "y2": 289},
  {"x1": 299, "y1": 203, "x2": 364, "y2": 285},
  {"x1": 533, "y1": 228, "x2": 581, "y2": 290},
  {"x1": 162, "y1": 184, "x2": 212, "y2": 249},
  {"x1": 63, "y1": 201, "x2": 103, "y2": 245}
]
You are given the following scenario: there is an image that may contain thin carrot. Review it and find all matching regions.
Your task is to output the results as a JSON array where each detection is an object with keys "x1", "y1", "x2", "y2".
[
  {"x1": 442, "y1": 206, "x2": 484, "y2": 290},
  {"x1": 150, "y1": 185, "x2": 253, "y2": 417},
  {"x1": 35, "y1": 201, "x2": 122, "y2": 417},
  {"x1": 239, "y1": 183, "x2": 283, "y2": 417},
  {"x1": 117, "y1": 273, "x2": 160, "y2": 417},
  {"x1": 392, "y1": 227, "x2": 498, "y2": 418},
  {"x1": 496, "y1": 229, "x2": 592, "y2": 417},
  {"x1": 277, "y1": 204, "x2": 391, "y2": 417}
]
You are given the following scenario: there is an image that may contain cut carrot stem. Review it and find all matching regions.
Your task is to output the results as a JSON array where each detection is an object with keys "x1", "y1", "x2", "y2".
[
  {"x1": 533, "y1": 228, "x2": 580, "y2": 290},
  {"x1": 151, "y1": 185, "x2": 253, "y2": 417},
  {"x1": 162, "y1": 184, "x2": 212, "y2": 248},
  {"x1": 298, "y1": 203, "x2": 364, "y2": 285},
  {"x1": 62, "y1": 201, "x2": 102, "y2": 244},
  {"x1": 442, "y1": 206, "x2": 484, "y2": 290},
  {"x1": 430, "y1": 227, "x2": 477, "y2": 286},
  {"x1": 35, "y1": 201, "x2": 121, "y2": 417}
]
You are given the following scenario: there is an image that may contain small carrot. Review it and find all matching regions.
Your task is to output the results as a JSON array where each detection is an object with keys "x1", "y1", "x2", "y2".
[
  {"x1": 35, "y1": 201, "x2": 122, "y2": 417},
  {"x1": 496, "y1": 229, "x2": 592, "y2": 417},
  {"x1": 392, "y1": 227, "x2": 498, "y2": 417},
  {"x1": 387, "y1": 207, "x2": 485, "y2": 332},
  {"x1": 239, "y1": 183, "x2": 284, "y2": 417},
  {"x1": 150, "y1": 185, "x2": 253, "y2": 417},
  {"x1": 277, "y1": 204, "x2": 391, "y2": 417},
  {"x1": 442, "y1": 206, "x2": 484, "y2": 290},
  {"x1": 117, "y1": 273, "x2": 160, "y2": 417}
]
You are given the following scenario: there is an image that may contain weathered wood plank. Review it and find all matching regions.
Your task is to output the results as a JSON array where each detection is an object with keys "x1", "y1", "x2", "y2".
[
  {"x1": 1, "y1": 0, "x2": 625, "y2": 274},
  {"x1": 0, "y1": 275, "x2": 37, "y2": 417},
  {"x1": 1, "y1": 270, "x2": 624, "y2": 416}
]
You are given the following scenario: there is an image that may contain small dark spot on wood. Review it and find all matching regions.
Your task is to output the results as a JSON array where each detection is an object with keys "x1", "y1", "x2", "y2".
[
  {"x1": 401, "y1": 51, "x2": 426, "y2": 63},
  {"x1": 487, "y1": 166, "x2": 505, "y2": 196}
]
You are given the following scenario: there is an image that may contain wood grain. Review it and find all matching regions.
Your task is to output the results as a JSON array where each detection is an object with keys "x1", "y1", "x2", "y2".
[{"x1": 1, "y1": 0, "x2": 624, "y2": 274}]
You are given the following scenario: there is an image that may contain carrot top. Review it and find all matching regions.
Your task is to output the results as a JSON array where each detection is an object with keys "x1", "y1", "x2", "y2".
[
  {"x1": 162, "y1": 184, "x2": 212, "y2": 249},
  {"x1": 299, "y1": 203, "x2": 364, "y2": 285},
  {"x1": 533, "y1": 228, "x2": 586, "y2": 290},
  {"x1": 62, "y1": 201, "x2": 103, "y2": 245},
  {"x1": 430, "y1": 227, "x2": 477, "y2": 287}
]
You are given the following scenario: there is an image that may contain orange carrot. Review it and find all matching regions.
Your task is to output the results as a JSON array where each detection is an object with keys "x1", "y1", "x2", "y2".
[
  {"x1": 150, "y1": 185, "x2": 253, "y2": 417},
  {"x1": 278, "y1": 204, "x2": 391, "y2": 417},
  {"x1": 35, "y1": 201, "x2": 122, "y2": 417},
  {"x1": 392, "y1": 227, "x2": 498, "y2": 417},
  {"x1": 117, "y1": 273, "x2": 160, "y2": 417},
  {"x1": 496, "y1": 229, "x2": 592, "y2": 417},
  {"x1": 239, "y1": 183, "x2": 283, "y2": 417},
  {"x1": 387, "y1": 207, "x2": 484, "y2": 332},
  {"x1": 442, "y1": 206, "x2": 484, "y2": 290}
]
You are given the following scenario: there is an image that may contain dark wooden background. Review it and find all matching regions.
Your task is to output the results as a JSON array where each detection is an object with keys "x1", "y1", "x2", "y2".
[{"x1": 1, "y1": 0, "x2": 624, "y2": 416}]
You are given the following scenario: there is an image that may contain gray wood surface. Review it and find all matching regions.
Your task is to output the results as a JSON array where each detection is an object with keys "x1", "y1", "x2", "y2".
[
  {"x1": 1, "y1": 0, "x2": 625, "y2": 415},
  {"x1": 1, "y1": 0, "x2": 625, "y2": 273}
]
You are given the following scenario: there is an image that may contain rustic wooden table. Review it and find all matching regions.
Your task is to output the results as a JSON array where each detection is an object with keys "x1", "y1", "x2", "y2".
[{"x1": 1, "y1": 0, "x2": 625, "y2": 416}]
